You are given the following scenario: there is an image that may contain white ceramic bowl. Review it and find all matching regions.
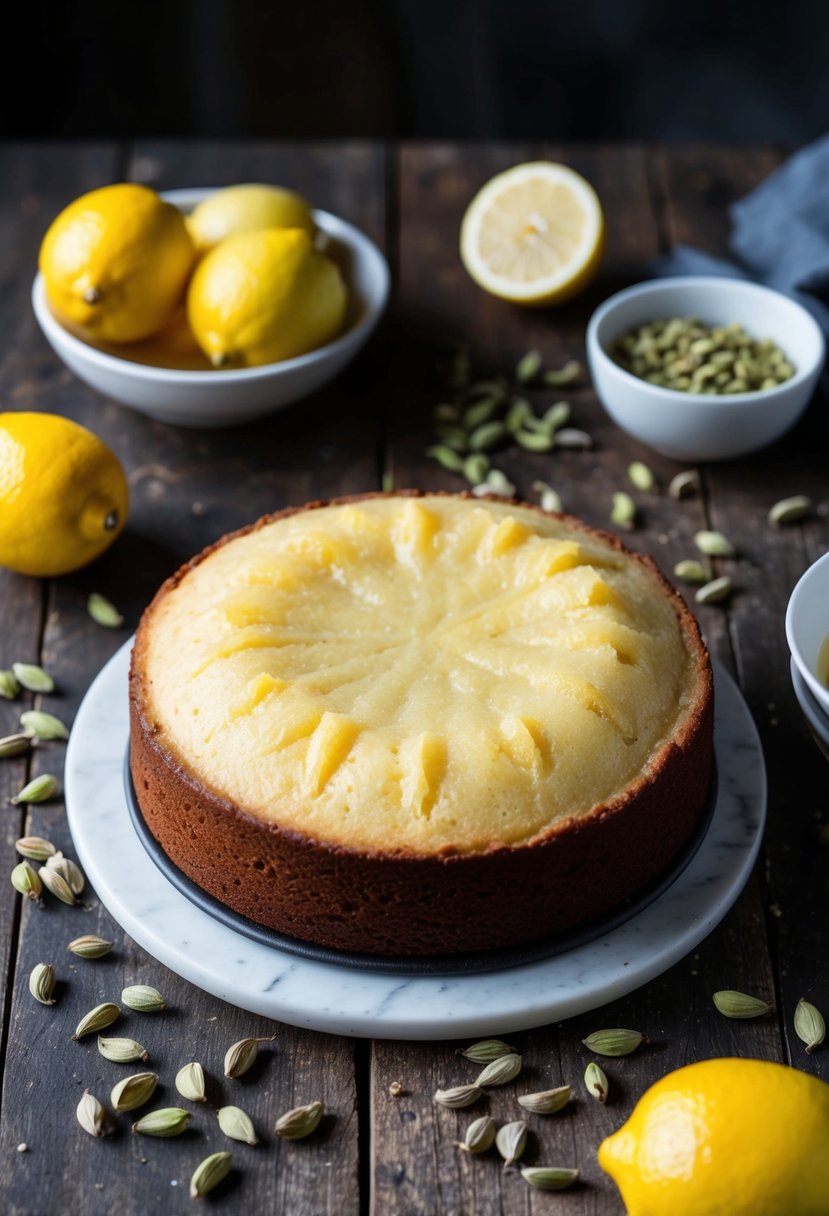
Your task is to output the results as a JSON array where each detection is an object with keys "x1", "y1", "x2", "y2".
[
  {"x1": 586, "y1": 277, "x2": 825, "y2": 460},
  {"x1": 786, "y1": 549, "x2": 829, "y2": 719},
  {"x1": 32, "y1": 188, "x2": 390, "y2": 428},
  {"x1": 790, "y1": 660, "x2": 829, "y2": 763}
]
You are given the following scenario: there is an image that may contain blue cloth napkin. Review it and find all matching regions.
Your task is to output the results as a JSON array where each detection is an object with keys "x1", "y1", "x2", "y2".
[{"x1": 652, "y1": 135, "x2": 829, "y2": 334}]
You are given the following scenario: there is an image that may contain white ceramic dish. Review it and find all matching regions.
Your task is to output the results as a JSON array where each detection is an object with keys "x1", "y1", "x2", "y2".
[
  {"x1": 786, "y1": 549, "x2": 829, "y2": 718},
  {"x1": 790, "y1": 660, "x2": 829, "y2": 763},
  {"x1": 32, "y1": 188, "x2": 390, "y2": 428},
  {"x1": 586, "y1": 277, "x2": 825, "y2": 460}
]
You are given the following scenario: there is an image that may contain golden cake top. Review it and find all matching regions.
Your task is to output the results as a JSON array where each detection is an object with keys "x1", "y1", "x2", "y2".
[{"x1": 139, "y1": 495, "x2": 702, "y2": 854}]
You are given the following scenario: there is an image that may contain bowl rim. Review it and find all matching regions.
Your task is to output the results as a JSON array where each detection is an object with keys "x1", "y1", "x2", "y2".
[
  {"x1": 31, "y1": 198, "x2": 390, "y2": 384},
  {"x1": 785, "y1": 548, "x2": 829, "y2": 715},
  {"x1": 586, "y1": 275, "x2": 825, "y2": 407}
]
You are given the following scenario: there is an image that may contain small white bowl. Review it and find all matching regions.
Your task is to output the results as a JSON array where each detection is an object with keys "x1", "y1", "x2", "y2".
[
  {"x1": 586, "y1": 276, "x2": 825, "y2": 461},
  {"x1": 790, "y1": 660, "x2": 829, "y2": 763},
  {"x1": 786, "y1": 549, "x2": 829, "y2": 719},
  {"x1": 32, "y1": 188, "x2": 390, "y2": 428}
]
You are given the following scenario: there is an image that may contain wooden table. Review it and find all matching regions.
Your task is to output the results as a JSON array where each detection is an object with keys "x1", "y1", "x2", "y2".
[{"x1": 1, "y1": 142, "x2": 827, "y2": 1216}]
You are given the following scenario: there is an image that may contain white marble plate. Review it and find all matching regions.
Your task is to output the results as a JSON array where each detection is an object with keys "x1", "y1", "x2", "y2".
[{"x1": 65, "y1": 643, "x2": 766, "y2": 1040}]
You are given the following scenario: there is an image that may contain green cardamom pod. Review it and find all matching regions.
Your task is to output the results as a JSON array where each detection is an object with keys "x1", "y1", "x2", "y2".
[
  {"x1": 515, "y1": 428, "x2": 554, "y2": 452},
  {"x1": 554, "y1": 427, "x2": 592, "y2": 450},
  {"x1": 15, "y1": 836, "x2": 57, "y2": 862},
  {"x1": 12, "y1": 663, "x2": 55, "y2": 693},
  {"x1": 673, "y1": 559, "x2": 710, "y2": 584},
  {"x1": 628, "y1": 461, "x2": 656, "y2": 491},
  {"x1": 435, "y1": 424, "x2": 468, "y2": 452},
  {"x1": 98, "y1": 1035, "x2": 149, "y2": 1063},
  {"x1": 0, "y1": 732, "x2": 33, "y2": 759},
  {"x1": 542, "y1": 401, "x2": 571, "y2": 431},
  {"x1": 459, "y1": 1039, "x2": 516, "y2": 1063},
  {"x1": 10, "y1": 773, "x2": 58, "y2": 805},
  {"x1": 463, "y1": 453, "x2": 490, "y2": 486},
  {"x1": 543, "y1": 359, "x2": 580, "y2": 386},
  {"x1": 190, "y1": 1151, "x2": 233, "y2": 1200},
  {"x1": 521, "y1": 1166, "x2": 580, "y2": 1191},
  {"x1": 111, "y1": 1072, "x2": 159, "y2": 1112},
  {"x1": 223, "y1": 1033, "x2": 277, "y2": 1079},
  {"x1": 515, "y1": 349, "x2": 542, "y2": 383},
  {"x1": 433, "y1": 1084, "x2": 483, "y2": 1110},
  {"x1": 76, "y1": 1089, "x2": 109, "y2": 1138},
  {"x1": 29, "y1": 962, "x2": 56, "y2": 1006},
  {"x1": 72, "y1": 1002, "x2": 120, "y2": 1040},
  {"x1": 463, "y1": 394, "x2": 502, "y2": 430},
  {"x1": 67, "y1": 934, "x2": 114, "y2": 959},
  {"x1": 495, "y1": 1119, "x2": 527, "y2": 1167},
  {"x1": 455, "y1": 1114, "x2": 495, "y2": 1154},
  {"x1": 45, "y1": 854, "x2": 85, "y2": 896},
  {"x1": 121, "y1": 984, "x2": 166, "y2": 1013},
  {"x1": 381, "y1": 471, "x2": 395, "y2": 494},
  {"x1": 517, "y1": 1085, "x2": 570, "y2": 1115},
  {"x1": 274, "y1": 1100, "x2": 324, "y2": 1139},
  {"x1": 0, "y1": 669, "x2": 20, "y2": 699},
  {"x1": 475, "y1": 1052, "x2": 522, "y2": 1088},
  {"x1": 87, "y1": 592, "x2": 124, "y2": 629},
  {"x1": 218, "y1": 1104, "x2": 259, "y2": 1145},
  {"x1": 425, "y1": 444, "x2": 465, "y2": 472},
  {"x1": 39, "y1": 865, "x2": 75, "y2": 905},
  {"x1": 794, "y1": 998, "x2": 826, "y2": 1054},
  {"x1": 694, "y1": 529, "x2": 735, "y2": 557},
  {"x1": 610, "y1": 492, "x2": 636, "y2": 531},
  {"x1": 768, "y1": 495, "x2": 812, "y2": 526},
  {"x1": 479, "y1": 469, "x2": 515, "y2": 497},
  {"x1": 132, "y1": 1107, "x2": 191, "y2": 1137},
  {"x1": 19, "y1": 710, "x2": 69, "y2": 741},
  {"x1": 712, "y1": 990, "x2": 773, "y2": 1019},
  {"x1": 176, "y1": 1061, "x2": 207, "y2": 1102},
  {"x1": 582, "y1": 1028, "x2": 644, "y2": 1057},
  {"x1": 468, "y1": 420, "x2": 508, "y2": 453},
  {"x1": 668, "y1": 470, "x2": 700, "y2": 499},
  {"x1": 11, "y1": 861, "x2": 42, "y2": 902},
  {"x1": 695, "y1": 576, "x2": 732, "y2": 605},
  {"x1": 531, "y1": 480, "x2": 563, "y2": 514},
  {"x1": 584, "y1": 1061, "x2": 609, "y2": 1103}
]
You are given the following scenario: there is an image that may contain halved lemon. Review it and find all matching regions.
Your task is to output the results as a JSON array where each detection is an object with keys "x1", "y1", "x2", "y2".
[{"x1": 460, "y1": 162, "x2": 604, "y2": 306}]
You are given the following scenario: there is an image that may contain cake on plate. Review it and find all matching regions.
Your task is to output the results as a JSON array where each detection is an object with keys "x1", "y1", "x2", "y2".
[{"x1": 129, "y1": 492, "x2": 713, "y2": 956}]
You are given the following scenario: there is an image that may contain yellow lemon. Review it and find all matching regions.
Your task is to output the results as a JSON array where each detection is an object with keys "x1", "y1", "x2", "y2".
[
  {"x1": 460, "y1": 161, "x2": 604, "y2": 305},
  {"x1": 598, "y1": 1058, "x2": 829, "y2": 1216},
  {"x1": 39, "y1": 183, "x2": 195, "y2": 344},
  {"x1": 0, "y1": 412, "x2": 128, "y2": 577},
  {"x1": 186, "y1": 184, "x2": 315, "y2": 253},
  {"x1": 187, "y1": 228, "x2": 348, "y2": 368}
]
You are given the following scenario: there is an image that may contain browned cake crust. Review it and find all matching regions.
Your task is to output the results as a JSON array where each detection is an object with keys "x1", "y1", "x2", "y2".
[{"x1": 129, "y1": 492, "x2": 714, "y2": 957}]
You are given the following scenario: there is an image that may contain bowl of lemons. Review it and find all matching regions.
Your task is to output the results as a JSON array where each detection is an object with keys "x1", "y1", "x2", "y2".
[{"x1": 32, "y1": 184, "x2": 390, "y2": 427}]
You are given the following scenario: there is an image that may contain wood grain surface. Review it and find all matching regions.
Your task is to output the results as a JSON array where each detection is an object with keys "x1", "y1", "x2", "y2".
[{"x1": 0, "y1": 142, "x2": 826, "y2": 1216}]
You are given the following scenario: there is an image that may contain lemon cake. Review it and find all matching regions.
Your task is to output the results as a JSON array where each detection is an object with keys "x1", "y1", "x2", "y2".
[{"x1": 129, "y1": 493, "x2": 714, "y2": 956}]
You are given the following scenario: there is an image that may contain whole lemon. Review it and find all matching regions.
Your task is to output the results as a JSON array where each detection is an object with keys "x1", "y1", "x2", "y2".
[
  {"x1": 598, "y1": 1057, "x2": 829, "y2": 1216},
  {"x1": 39, "y1": 183, "x2": 195, "y2": 344},
  {"x1": 0, "y1": 412, "x2": 128, "y2": 577},
  {"x1": 187, "y1": 228, "x2": 348, "y2": 368},
  {"x1": 186, "y1": 184, "x2": 315, "y2": 253}
]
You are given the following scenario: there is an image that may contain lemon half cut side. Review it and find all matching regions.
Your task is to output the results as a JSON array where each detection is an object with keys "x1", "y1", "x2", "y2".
[{"x1": 460, "y1": 162, "x2": 604, "y2": 306}]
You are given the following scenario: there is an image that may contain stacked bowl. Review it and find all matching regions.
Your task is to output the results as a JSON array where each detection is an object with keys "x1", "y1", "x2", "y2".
[{"x1": 786, "y1": 551, "x2": 829, "y2": 761}]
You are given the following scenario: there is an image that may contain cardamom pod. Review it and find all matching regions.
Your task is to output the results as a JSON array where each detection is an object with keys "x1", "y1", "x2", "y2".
[
  {"x1": 0, "y1": 733, "x2": 33, "y2": 759},
  {"x1": 517, "y1": 1085, "x2": 570, "y2": 1115},
  {"x1": 469, "y1": 420, "x2": 508, "y2": 453},
  {"x1": 223, "y1": 1033, "x2": 277, "y2": 1079},
  {"x1": 582, "y1": 1028, "x2": 644, "y2": 1057},
  {"x1": 794, "y1": 998, "x2": 826, "y2": 1054},
  {"x1": 436, "y1": 424, "x2": 469, "y2": 451},
  {"x1": 426, "y1": 444, "x2": 465, "y2": 472},
  {"x1": 274, "y1": 1100, "x2": 324, "y2": 1139},
  {"x1": 45, "y1": 854, "x2": 85, "y2": 896},
  {"x1": 542, "y1": 401, "x2": 571, "y2": 431},
  {"x1": 495, "y1": 1119, "x2": 527, "y2": 1167},
  {"x1": 463, "y1": 453, "x2": 490, "y2": 486},
  {"x1": 531, "y1": 480, "x2": 563, "y2": 514},
  {"x1": 475, "y1": 1053, "x2": 522, "y2": 1088},
  {"x1": 10, "y1": 774, "x2": 58, "y2": 805},
  {"x1": 121, "y1": 984, "x2": 166, "y2": 1013},
  {"x1": 521, "y1": 1166, "x2": 580, "y2": 1191},
  {"x1": 515, "y1": 428, "x2": 554, "y2": 453},
  {"x1": 768, "y1": 495, "x2": 812, "y2": 526},
  {"x1": 695, "y1": 576, "x2": 732, "y2": 605},
  {"x1": 628, "y1": 461, "x2": 656, "y2": 492},
  {"x1": 87, "y1": 592, "x2": 124, "y2": 629},
  {"x1": 554, "y1": 427, "x2": 592, "y2": 450},
  {"x1": 218, "y1": 1105, "x2": 259, "y2": 1145},
  {"x1": 669, "y1": 470, "x2": 700, "y2": 499},
  {"x1": 455, "y1": 1114, "x2": 496, "y2": 1154},
  {"x1": 19, "y1": 710, "x2": 69, "y2": 741},
  {"x1": 190, "y1": 1151, "x2": 233, "y2": 1200},
  {"x1": 98, "y1": 1035, "x2": 149, "y2": 1063},
  {"x1": 459, "y1": 1039, "x2": 516, "y2": 1064},
  {"x1": 29, "y1": 962, "x2": 56, "y2": 1005},
  {"x1": 542, "y1": 359, "x2": 580, "y2": 386},
  {"x1": 73, "y1": 1002, "x2": 120, "y2": 1040},
  {"x1": 694, "y1": 529, "x2": 735, "y2": 557},
  {"x1": 67, "y1": 934, "x2": 114, "y2": 959},
  {"x1": 111, "y1": 1072, "x2": 159, "y2": 1112},
  {"x1": 176, "y1": 1061, "x2": 207, "y2": 1102},
  {"x1": 673, "y1": 559, "x2": 710, "y2": 584},
  {"x1": 15, "y1": 836, "x2": 56, "y2": 862},
  {"x1": 505, "y1": 398, "x2": 532, "y2": 434},
  {"x1": 12, "y1": 663, "x2": 54, "y2": 693},
  {"x1": 11, "y1": 861, "x2": 42, "y2": 902},
  {"x1": 39, "y1": 865, "x2": 75, "y2": 905},
  {"x1": 463, "y1": 394, "x2": 502, "y2": 430},
  {"x1": 712, "y1": 990, "x2": 773, "y2": 1019},
  {"x1": 610, "y1": 492, "x2": 636, "y2": 530},
  {"x1": 132, "y1": 1107, "x2": 191, "y2": 1137},
  {"x1": 479, "y1": 469, "x2": 515, "y2": 497},
  {"x1": 76, "y1": 1089, "x2": 109, "y2": 1138},
  {"x1": 515, "y1": 349, "x2": 542, "y2": 383},
  {"x1": 433, "y1": 1084, "x2": 483, "y2": 1110},
  {"x1": 584, "y1": 1061, "x2": 609, "y2": 1103},
  {"x1": 381, "y1": 471, "x2": 395, "y2": 494},
  {"x1": 0, "y1": 669, "x2": 20, "y2": 699}
]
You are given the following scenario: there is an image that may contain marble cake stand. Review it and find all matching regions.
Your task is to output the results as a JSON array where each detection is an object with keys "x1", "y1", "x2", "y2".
[{"x1": 65, "y1": 642, "x2": 766, "y2": 1040}]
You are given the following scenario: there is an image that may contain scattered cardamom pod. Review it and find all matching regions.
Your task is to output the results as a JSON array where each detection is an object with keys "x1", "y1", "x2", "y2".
[
  {"x1": 517, "y1": 1085, "x2": 570, "y2": 1115},
  {"x1": 463, "y1": 453, "x2": 490, "y2": 486},
  {"x1": 11, "y1": 861, "x2": 42, "y2": 902},
  {"x1": 521, "y1": 1166, "x2": 580, "y2": 1191},
  {"x1": 610, "y1": 491, "x2": 636, "y2": 530},
  {"x1": 132, "y1": 1107, "x2": 191, "y2": 1137},
  {"x1": 122, "y1": 984, "x2": 166, "y2": 1013},
  {"x1": 515, "y1": 349, "x2": 542, "y2": 383},
  {"x1": 712, "y1": 990, "x2": 773, "y2": 1019},
  {"x1": 455, "y1": 1114, "x2": 496, "y2": 1154},
  {"x1": 475, "y1": 1053, "x2": 522, "y2": 1088},
  {"x1": 669, "y1": 470, "x2": 700, "y2": 499},
  {"x1": 426, "y1": 444, "x2": 465, "y2": 473},
  {"x1": 98, "y1": 1035, "x2": 149, "y2": 1063},
  {"x1": 584, "y1": 1061, "x2": 609, "y2": 1103},
  {"x1": 19, "y1": 710, "x2": 69, "y2": 741},
  {"x1": 29, "y1": 963, "x2": 56, "y2": 1006},
  {"x1": 68, "y1": 934, "x2": 114, "y2": 959},
  {"x1": 515, "y1": 428, "x2": 554, "y2": 453},
  {"x1": 542, "y1": 401, "x2": 571, "y2": 431},
  {"x1": 543, "y1": 359, "x2": 581, "y2": 386},
  {"x1": 190, "y1": 1151, "x2": 233, "y2": 1200},
  {"x1": 10, "y1": 773, "x2": 58, "y2": 805},
  {"x1": 694, "y1": 529, "x2": 735, "y2": 557},
  {"x1": 111, "y1": 1072, "x2": 159, "y2": 1112},
  {"x1": 176, "y1": 1062, "x2": 207, "y2": 1102},
  {"x1": 554, "y1": 427, "x2": 592, "y2": 450},
  {"x1": 12, "y1": 663, "x2": 54, "y2": 693},
  {"x1": 582, "y1": 1028, "x2": 644, "y2": 1057},
  {"x1": 436, "y1": 425, "x2": 468, "y2": 452},
  {"x1": 768, "y1": 495, "x2": 812, "y2": 526},
  {"x1": 673, "y1": 559, "x2": 710, "y2": 584},
  {"x1": 469, "y1": 420, "x2": 508, "y2": 453},
  {"x1": 218, "y1": 1105, "x2": 259, "y2": 1145},
  {"x1": 479, "y1": 469, "x2": 515, "y2": 497},
  {"x1": 45, "y1": 854, "x2": 85, "y2": 897},
  {"x1": 531, "y1": 480, "x2": 563, "y2": 514},
  {"x1": 87, "y1": 592, "x2": 124, "y2": 629},
  {"x1": 505, "y1": 398, "x2": 532, "y2": 434},
  {"x1": 628, "y1": 461, "x2": 656, "y2": 492},
  {"x1": 695, "y1": 576, "x2": 732, "y2": 605},
  {"x1": 76, "y1": 1089, "x2": 109, "y2": 1138},
  {"x1": 0, "y1": 669, "x2": 20, "y2": 699},
  {"x1": 463, "y1": 394, "x2": 503, "y2": 430},
  {"x1": 495, "y1": 1119, "x2": 527, "y2": 1167},
  {"x1": 794, "y1": 999, "x2": 826, "y2": 1054},
  {"x1": 433, "y1": 1084, "x2": 483, "y2": 1109},
  {"x1": 459, "y1": 1039, "x2": 517, "y2": 1063},
  {"x1": 73, "y1": 1002, "x2": 120, "y2": 1040},
  {"x1": 223, "y1": 1033, "x2": 277, "y2": 1079},
  {"x1": 274, "y1": 1100, "x2": 324, "y2": 1139},
  {"x1": 39, "y1": 865, "x2": 76, "y2": 905},
  {"x1": 381, "y1": 471, "x2": 395, "y2": 494},
  {"x1": 15, "y1": 836, "x2": 56, "y2": 862},
  {"x1": 0, "y1": 733, "x2": 33, "y2": 759}
]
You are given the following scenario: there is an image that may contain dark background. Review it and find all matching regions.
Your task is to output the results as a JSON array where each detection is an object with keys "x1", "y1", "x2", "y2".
[{"x1": 6, "y1": 0, "x2": 829, "y2": 142}]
